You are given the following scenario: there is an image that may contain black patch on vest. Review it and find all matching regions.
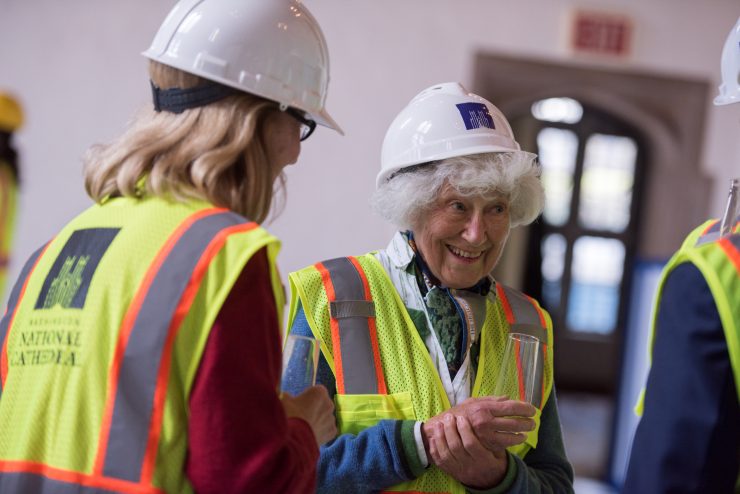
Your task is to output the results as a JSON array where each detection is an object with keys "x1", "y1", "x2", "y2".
[{"x1": 35, "y1": 228, "x2": 120, "y2": 310}]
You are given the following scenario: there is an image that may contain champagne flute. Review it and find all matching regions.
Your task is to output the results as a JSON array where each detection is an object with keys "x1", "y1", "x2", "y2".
[
  {"x1": 280, "y1": 334, "x2": 320, "y2": 394},
  {"x1": 494, "y1": 333, "x2": 542, "y2": 405}
]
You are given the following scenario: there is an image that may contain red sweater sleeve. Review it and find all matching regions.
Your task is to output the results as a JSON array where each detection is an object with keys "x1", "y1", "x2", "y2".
[{"x1": 186, "y1": 248, "x2": 319, "y2": 493}]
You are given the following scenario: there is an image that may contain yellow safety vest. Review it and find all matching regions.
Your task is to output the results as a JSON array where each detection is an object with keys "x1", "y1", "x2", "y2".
[
  {"x1": 0, "y1": 159, "x2": 18, "y2": 301},
  {"x1": 0, "y1": 196, "x2": 282, "y2": 494},
  {"x1": 289, "y1": 253, "x2": 554, "y2": 494},
  {"x1": 638, "y1": 216, "x2": 740, "y2": 413}
]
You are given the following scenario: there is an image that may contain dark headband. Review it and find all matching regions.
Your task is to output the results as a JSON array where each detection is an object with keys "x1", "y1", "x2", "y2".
[
  {"x1": 386, "y1": 161, "x2": 441, "y2": 182},
  {"x1": 151, "y1": 80, "x2": 238, "y2": 114}
]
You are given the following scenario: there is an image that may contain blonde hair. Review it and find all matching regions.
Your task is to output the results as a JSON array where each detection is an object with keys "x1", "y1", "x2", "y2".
[
  {"x1": 84, "y1": 61, "x2": 284, "y2": 223},
  {"x1": 371, "y1": 152, "x2": 544, "y2": 230}
]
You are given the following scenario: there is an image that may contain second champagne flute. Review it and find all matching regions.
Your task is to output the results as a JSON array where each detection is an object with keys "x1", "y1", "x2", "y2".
[{"x1": 280, "y1": 334, "x2": 320, "y2": 395}]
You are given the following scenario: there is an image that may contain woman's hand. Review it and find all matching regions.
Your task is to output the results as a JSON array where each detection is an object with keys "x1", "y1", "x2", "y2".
[
  {"x1": 427, "y1": 414, "x2": 508, "y2": 488},
  {"x1": 281, "y1": 385, "x2": 338, "y2": 445},
  {"x1": 425, "y1": 396, "x2": 535, "y2": 450},
  {"x1": 421, "y1": 396, "x2": 536, "y2": 487}
]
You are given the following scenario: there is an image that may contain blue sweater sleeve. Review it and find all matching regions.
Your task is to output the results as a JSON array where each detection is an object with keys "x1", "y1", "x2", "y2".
[
  {"x1": 623, "y1": 262, "x2": 740, "y2": 493},
  {"x1": 287, "y1": 303, "x2": 417, "y2": 493}
]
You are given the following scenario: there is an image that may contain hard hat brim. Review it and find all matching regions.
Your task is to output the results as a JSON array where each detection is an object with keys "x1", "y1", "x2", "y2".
[
  {"x1": 376, "y1": 148, "x2": 537, "y2": 189},
  {"x1": 313, "y1": 108, "x2": 344, "y2": 135}
]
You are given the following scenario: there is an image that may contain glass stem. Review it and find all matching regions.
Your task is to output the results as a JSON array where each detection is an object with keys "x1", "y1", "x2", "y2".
[{"x1": 719, "y1": 178, "x2": 740, "y2": 238}]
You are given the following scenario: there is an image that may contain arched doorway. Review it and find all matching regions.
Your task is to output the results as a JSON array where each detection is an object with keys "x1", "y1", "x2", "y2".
[{"x1": 513, "y1": 98, "x2": 646, "y2": 393}]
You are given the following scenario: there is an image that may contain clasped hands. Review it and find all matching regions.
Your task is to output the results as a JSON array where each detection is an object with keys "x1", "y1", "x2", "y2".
[{"x1": 421, "y1": 396, "x2": 536, "y2": 489}]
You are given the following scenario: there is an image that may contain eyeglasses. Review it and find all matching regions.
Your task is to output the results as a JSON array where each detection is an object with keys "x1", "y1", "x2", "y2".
[{"x1": 286, "y1": 108, "x2": 317, "y2": 141}]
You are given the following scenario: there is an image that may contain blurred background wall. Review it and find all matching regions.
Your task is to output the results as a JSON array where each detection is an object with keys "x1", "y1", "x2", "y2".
[{"x1": 1, "y1": 1, "x2": 738, "y2": 491}]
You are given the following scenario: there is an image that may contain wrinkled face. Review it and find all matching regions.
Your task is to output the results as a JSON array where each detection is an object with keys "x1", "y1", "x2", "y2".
[
  {"x1": 263, "y1": 109, "x2": 302, "y2": 176},
  {"x1": 413, "y1": 184, "x2": 510, "y2": 289}
]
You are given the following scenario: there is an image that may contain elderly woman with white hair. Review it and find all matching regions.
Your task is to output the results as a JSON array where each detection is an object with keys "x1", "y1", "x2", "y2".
[{"x1": 284, "y1": 83, "x2": 574, "y2": 493}]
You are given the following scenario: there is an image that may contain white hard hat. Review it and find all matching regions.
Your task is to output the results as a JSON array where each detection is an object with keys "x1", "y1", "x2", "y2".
[
  {"x1": 715, "y1": 16, "x2": 740, "y2": 106},
  {"x1": 142, "y1": 0, "x2": 342, "y2": 133},
  {"x1": 378, "y1": 82, "x2": 528, "y2": 188}
]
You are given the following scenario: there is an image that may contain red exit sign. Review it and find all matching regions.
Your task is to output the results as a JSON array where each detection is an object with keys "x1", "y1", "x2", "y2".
[{"x1": 571, "y1": 10, "x2": 632, "y2": 57}]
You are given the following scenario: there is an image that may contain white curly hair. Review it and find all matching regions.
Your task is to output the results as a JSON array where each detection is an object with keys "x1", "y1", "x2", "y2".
[{"x1": 371, "y1": 151, "x2": 544, "y2": 230}]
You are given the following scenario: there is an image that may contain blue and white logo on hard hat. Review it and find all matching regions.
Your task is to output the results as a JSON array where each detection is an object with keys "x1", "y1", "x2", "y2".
[{"x1": 456, "y1": 102, "x2": 495, "y2": 130}]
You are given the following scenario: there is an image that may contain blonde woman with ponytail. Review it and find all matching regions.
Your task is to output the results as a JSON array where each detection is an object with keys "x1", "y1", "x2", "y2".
[{"x1": 0, "y1": 1, "x2": 342, "y2": 493}]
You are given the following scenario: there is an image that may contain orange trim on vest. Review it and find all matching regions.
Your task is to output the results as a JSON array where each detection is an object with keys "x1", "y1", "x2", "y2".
[
  {"x1": 94, "y1": 208, "x2": 228, "y2": 476},
  {"x1": 347, "y1": 256, "x2": 387, "y2": 395},
  {"x1": 718, "y1": 237, "x2": 740, "y2": 274},
  {"x1": 540, "y1": 343, "x2": 548, "y2": 407},
  {"x1": 525, "y1": 294, "x2": 548, "y2": 407},
  {"x1": 525, "y1": 294, "x2": 547, "y2": 328},
  {"x1": 497, "y1": 288, "x2": 548, "y2": 408},
  {"x1": 140, "y1": 221, "x2": 257, "y2": 484},
  {"x1": 515, "y1": 338, "x2": 526, "y2": 401},
  {"x1": 0, "y1": 461, "x2": 164, "y2": 494},
  {"x1": 0, "y1": 242, "x2": 52, "y2": 387},
  {"x1": 315, "y1": 261, "x2": 345, "y2": 394},
  {"x1": 495, "y1": 284, "x2": 515, "y2": 324}
]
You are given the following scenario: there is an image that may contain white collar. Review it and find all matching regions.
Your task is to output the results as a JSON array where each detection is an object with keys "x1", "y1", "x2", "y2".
[
  {"x1": 383, "y1": 230, "x2": 497, "y2": 290},
  {"x1": 384, "y1": 231, "x2": 415, "y2": 271}
]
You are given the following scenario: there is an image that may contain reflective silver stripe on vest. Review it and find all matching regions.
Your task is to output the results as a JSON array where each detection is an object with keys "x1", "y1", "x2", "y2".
[
  {"x1": 498, "y1": 285, "x2": 547, "y2": 408},
  {"x1": 102, "y1": 211, "x2": 249, "y2": 482},
  {"x1": 498, "y1": 285, "x2": 548, "y2": 345},
  {"x1": 697, "y1": 231, "x2": 721, "y2": 246},
  {"x1": 694, "y1": 221, "x2": 738, "y2": 247},
  {"x1": 730, "y1": 233, "x2": 740, "y2": 251},
  {"x1": 330, "y1": 300, "x2": 375, "y2": 319},
  {"x1": 0, "y1": 242, "x2": 49, "y2": 397},
  {"x1": 0, "y1": 472, "x2": 143, "y2": 494},
  {"x1": 696, "y1": 218, "x2": 721, "y2": 246},
  {"x1": 323, "y1": 257, "x2": 379, "y2": 395}
]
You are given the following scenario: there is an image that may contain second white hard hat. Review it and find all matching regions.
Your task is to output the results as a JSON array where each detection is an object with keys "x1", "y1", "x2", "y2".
[
  {"x1": 142, "y1": 0, "x2": 342, "y2": 133},
  {"x1": 715, "y1": 16, "x2": 740, "y2": 106},
  {"x1": 378, "y1": 82, "x2": 527, "y2": 188}
]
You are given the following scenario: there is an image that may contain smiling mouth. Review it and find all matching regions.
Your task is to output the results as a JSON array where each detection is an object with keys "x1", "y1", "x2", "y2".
[{"x1": 447, "y1": 245, "x2": 484, "y2": 260}]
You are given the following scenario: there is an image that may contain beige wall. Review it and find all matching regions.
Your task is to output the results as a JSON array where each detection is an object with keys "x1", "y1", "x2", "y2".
[{"x1": 0, "y1": 0, "x2": 737, "y2": 296}]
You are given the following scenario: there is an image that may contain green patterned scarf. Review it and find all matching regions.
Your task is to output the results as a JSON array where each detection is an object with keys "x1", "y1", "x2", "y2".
[{"x1": 406, "y1": 232, "x2": 490, "y2": 378}]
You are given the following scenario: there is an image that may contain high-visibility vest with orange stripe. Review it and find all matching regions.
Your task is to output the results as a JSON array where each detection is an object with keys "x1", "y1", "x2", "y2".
[
  {"x1": 638, "y1": 216, "x2": 740, "y2": 415},
  {"x1": 289, "y1": 253, "x2": 554, "y2": 494},
  {"x1": 0, "y1": 160, "x2": 18, "y2": 301},
  {"x1": 0, "y1": 196, "x2": 283, "y2": 494}
]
